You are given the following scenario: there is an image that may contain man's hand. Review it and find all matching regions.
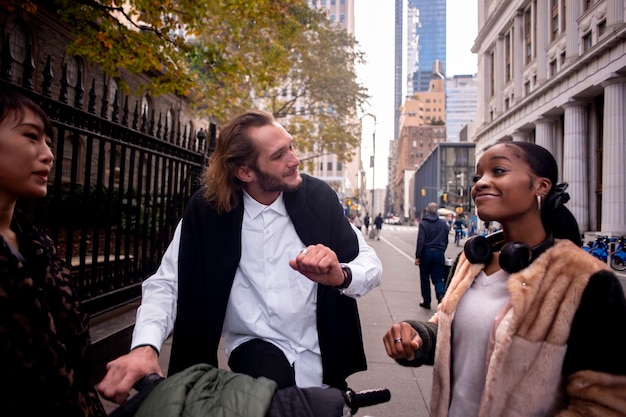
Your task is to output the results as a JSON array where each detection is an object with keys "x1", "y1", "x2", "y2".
[
  {"x1": 383, "y1": 322, "x2": 421, "y2": 361},
  {"x1": 289, "y1": 244, "x2": 344, "y2": 287},
  {"x1": 415, "y1": 258, "x2": 420, "y2": 266},
  {"x1": 97, "y1": 346, "x2": 164, "y2": 404}
]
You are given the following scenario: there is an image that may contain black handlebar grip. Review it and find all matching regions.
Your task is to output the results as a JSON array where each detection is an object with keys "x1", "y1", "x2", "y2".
[{"x1": 344, "y1": 388, "x2": 391, "y2": 414}]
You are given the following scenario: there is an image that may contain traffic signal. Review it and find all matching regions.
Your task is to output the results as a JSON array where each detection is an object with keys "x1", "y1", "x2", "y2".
[
  {"x1": 443, "y1": 192, "x2": 448, "y2": 202},
  {"x1": 421, "y1": 188, "x2": 426, "y2": 197}
]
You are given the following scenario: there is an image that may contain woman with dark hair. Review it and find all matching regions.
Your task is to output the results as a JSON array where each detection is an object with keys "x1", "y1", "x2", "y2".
[
  {"x1": 383, "y1": 141, "x2": 626, "y2": 416},
  {"x1": 0, "y1": 90, "x2": 106, "y2": 416}
]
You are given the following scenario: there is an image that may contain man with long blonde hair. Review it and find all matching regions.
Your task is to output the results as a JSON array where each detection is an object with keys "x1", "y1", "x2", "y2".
[{"x1": 99, "y1": 110, "x2": 382, "y2": 403}]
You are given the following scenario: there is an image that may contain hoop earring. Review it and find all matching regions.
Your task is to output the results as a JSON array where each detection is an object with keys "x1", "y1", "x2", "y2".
[{"x1": 537, "y1": 195, "x2": 543, "y2": 210}]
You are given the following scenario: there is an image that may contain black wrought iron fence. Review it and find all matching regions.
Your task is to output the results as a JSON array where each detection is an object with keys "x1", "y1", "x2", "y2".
[{"x1": 2, "y1": 44, "x2": 216, "y2": 316}]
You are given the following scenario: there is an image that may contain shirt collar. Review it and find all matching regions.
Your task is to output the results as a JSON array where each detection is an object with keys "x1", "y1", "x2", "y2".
[{"x1": 243, "y1": 189, "x2": 287, "y2": 219}]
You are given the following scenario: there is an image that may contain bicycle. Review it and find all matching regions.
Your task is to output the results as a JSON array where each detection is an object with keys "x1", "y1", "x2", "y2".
[
  {"x1": 109, "y1": 365, "x2": 391, "y2": 417},
  {"x1": 454, "y1": 227, "x2": 465, "y2": 246},
  {"x1": 582, "y1": 235, "x2": 626, "y2": 272},
  {"x1": 582, "y1": 235, "x2": 611, "y2": 263},
  {"x1": 610, "y1": 236, "x2": 626, "y2": 271}
]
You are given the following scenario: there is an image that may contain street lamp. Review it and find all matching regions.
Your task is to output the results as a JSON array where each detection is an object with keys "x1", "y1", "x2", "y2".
[{"x1": 361, "y1": 113, "x2": 377, "y2": 216}]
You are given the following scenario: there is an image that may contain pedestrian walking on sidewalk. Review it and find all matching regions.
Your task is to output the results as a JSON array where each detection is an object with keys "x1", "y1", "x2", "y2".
[
  {"x1": 364, "y1": 212, "x2": 370, "y2": 233},
  {"x1": 98, "y1": 110, "x2": 382, "y2": 404},
  {"x1": 373, "y1": 213, "x2": 383, "y2": 240},
  {"x1": 0, "y1": 91, "x2": 105, "y2": 416},
  {"x1": 415, "y1": 202, "x2": 449, "y2": 310},
  {"x1": 353, "y1": 212, "x2": 363, "y2": 232},
  {"x1": 383, "y1": 142, "x2": 626, "y2": 417}
]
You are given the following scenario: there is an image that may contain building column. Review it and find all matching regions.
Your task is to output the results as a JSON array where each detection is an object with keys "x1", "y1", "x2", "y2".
[
  {"x1": 535, "y1": 0, "x2": 548, "y2": 84},
  {"x1": 607, "y1": 0, "x2": 624, "y2": 26},
  {"x1": 565, "y1": 0, "x2": 581, "y2": 63},
  {"x1": 495, "y1": 35, "x2": 505, "y2": 112},
  {"x1": 513, "y1": 11, "x2": 524, "y2": 101},
  {"x1": 601, "y1": 77, "x2": 626, "y2": 236},
  {"x1": 562, "y1": 100, "x2": 589, "y2": 231},
  {"x1": 535, "y1": 117, "x2": 556, "y2": 154},
  {"x1": 511, "y1": 130, "x2": 527, "y2": 142}
]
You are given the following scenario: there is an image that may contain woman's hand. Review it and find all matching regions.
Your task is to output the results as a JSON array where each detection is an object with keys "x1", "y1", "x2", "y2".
[{"x1": 383, "y1": 322, "x2": 422, "y2": 361}]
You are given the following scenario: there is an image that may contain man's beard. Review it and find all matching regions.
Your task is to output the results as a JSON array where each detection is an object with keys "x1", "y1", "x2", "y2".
[{"x1": 252, "y1": 167, "x2": 300, "y2": 193}]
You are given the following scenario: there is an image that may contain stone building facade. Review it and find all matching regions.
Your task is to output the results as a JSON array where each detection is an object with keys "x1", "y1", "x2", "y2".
[{"x1": 472, "y1": 0, "x2": 626, "y2": 236}]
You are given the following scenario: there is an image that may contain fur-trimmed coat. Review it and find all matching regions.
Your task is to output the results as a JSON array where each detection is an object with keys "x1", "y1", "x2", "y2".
[
  {"x1": 403, "y1": 239, "x2": 626, "y2": 417},
  {"x1": 0, "y1": 213, "x2": 105, "y2": 417}
]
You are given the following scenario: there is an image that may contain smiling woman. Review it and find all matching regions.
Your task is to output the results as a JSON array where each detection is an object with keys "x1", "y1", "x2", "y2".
[
  {"x1": 0, "y1": 90, "x2": 106, "y2": 416},
  {"x1": 384, "y1": 142, "x2": 626, "y2": 417}
]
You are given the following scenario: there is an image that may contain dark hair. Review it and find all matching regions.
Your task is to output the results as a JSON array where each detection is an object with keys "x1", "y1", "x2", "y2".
[
  {"x1": 0, "y1": 89, "x2": 54, "y2": 140},
  {"x1": 504, "y1": 141, "x2": 582, "y2": 246},
  {"x1": 201, "y1": 110, "x2": 274, "y2": 213}
]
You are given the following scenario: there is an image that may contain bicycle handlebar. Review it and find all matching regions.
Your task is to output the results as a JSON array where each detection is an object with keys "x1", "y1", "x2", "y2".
[{"x1": 343, "y1": 387, "x2": 391, "y2": 414}]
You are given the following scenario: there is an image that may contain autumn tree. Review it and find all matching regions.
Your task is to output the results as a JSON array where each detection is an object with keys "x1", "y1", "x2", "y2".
[{"x1": 9, "y1": 0, "x2": 369, "y2": 163}]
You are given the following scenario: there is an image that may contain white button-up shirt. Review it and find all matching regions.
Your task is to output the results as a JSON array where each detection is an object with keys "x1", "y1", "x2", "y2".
[{"x1": 132, "y1": 191, "x2": 382, "y2": 387}]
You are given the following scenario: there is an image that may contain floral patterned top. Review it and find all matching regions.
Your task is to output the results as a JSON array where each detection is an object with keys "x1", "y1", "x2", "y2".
[{"x1": 0, "y1": 212, "x2": 105, "y2": 417}]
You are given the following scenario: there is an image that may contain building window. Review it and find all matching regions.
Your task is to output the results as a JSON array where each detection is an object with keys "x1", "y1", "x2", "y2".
[
  {"x1": 141, "y1": 95, "x2": 152, "y2": 120},
  {"x1": 65, "y1": 56, "x2": 83, "y2": 107},
  {"x1": 327, "y1": 162, "x2": 332, "y2": 171},
  {"x1": 319, "y1": 162, "x2": 323, "y2": 171},
  {"x1": 337, "y1": 162, "x2": 342, "y2": 171},
  {"x1": 505, "y1": 31, "x2": 512, "y2": 82},
  {"x1": 524, "y1": 3, "x2": 536, "y2": 65},
  {"x1": 489, "y1": 50, "x2": 495, "y2": 97},
  {"x1": 524, "y1": 80, "x2": 531, "y2": 95},
  {"x1": 549, "y1": 59, "x2": 557, "y2": 77},
  {"x1": 583, "y1": 32, "x2": 592, "y2": 52},
  {"x1": 584, "y1": 0, "x2": 595, "y2": 11},
  {"x1": 551, "y1": 0, "x2": 559, "y2": 41},
  {"x1": 598, "y1": 19, "x2": 606, "y2": 37},
  {"x1": 61, "y1": 135, "x2": 74, "y2": 182},
  {"x1": 107, "y1": 78, "x2": 119, "y2": 116},
  {"x1": 8, "y1": 22, "x2": 29, "y2": 84},
  {"x1": 164, "y1": 109, "x2": 174, "y2": 142}
]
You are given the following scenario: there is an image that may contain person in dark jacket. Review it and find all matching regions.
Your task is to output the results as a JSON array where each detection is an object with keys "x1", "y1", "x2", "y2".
[
  {"x1": 415, "y1": 202, "x2": 449, "y2": 310},
  {"x1": 0, "y1": 90, "x2": 106, "y2": 416},
  {"x1": 373, "y1": 213, "x2": 383, "y2": 240},
  {"x1": 98, "y1": 110, "x2": 382, "y2": 404}
]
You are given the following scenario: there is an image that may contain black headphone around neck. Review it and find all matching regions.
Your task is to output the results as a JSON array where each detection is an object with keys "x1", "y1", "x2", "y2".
[{"x1": 463, "y1": 230, "x2": 554, "y2": 274}]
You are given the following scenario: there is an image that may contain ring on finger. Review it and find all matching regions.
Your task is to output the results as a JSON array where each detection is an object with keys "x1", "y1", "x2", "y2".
[{"x1": 394, "y1": 338, "x2": 402, "y2": 343}]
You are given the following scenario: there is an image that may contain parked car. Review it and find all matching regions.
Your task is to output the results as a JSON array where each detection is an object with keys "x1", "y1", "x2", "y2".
[{"x1": 384, "y1": 215, "x2": 402, "y2": 225}]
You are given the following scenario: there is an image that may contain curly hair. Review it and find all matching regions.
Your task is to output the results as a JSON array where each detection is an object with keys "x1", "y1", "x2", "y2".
[{"x1": 201, "y1": 110, "x2": 274, "y2": 214}]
